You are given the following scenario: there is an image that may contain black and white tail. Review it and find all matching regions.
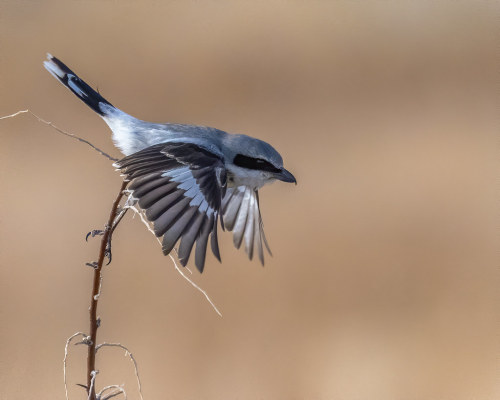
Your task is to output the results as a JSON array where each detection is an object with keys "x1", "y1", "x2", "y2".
[{"x1": 43, "y1": 53, "x2": 114, "y2": 116}]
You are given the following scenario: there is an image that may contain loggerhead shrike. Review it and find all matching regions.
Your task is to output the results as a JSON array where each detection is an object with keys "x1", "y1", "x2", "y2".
[{"x1": 44, "y1": 54, "x2": 296, "y2": 272}]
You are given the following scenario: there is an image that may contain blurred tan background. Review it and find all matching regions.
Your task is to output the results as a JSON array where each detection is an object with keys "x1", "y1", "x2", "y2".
[{"x1": 0, "y1": 1, "x2": 498, "y2": 399}]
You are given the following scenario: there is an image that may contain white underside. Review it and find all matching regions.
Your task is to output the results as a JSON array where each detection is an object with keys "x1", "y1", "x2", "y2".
[
  {"x1": 100, "y1": 105, "x2": 141, "y2": 155},
  {"x1": 226, "y1": 164, "x2": 274, "y2": 190}
]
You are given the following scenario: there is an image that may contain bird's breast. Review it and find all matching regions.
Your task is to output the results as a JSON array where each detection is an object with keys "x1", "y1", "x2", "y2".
[{"x1": 226, "y1": 166, "x2": 271, "y2": 190}]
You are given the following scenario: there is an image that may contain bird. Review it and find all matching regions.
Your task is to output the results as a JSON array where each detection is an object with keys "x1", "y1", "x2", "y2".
[{"x1": 43, "y1": 54, "x2": 296, "y2": 273}]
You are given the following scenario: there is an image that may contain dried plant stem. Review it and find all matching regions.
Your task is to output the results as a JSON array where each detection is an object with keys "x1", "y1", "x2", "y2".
[
  {"x1": 87, "y1": 180, "x2": 128, "y2": 400},
  {"x1": 0, "y1": 109, "x2": 117, "y2": 161},
  {"x1": 99, "y1": 385, "x2": 127, "y2": 400},
  {"x1": 127, "y1": 205, "x2": 223, "y2": 316},
  {"x1": 64, "y1": 332, "x2": 87, "y2": 400},
  {"x1": 96, "y1": 342, "x2": 144, "y2": 400}
]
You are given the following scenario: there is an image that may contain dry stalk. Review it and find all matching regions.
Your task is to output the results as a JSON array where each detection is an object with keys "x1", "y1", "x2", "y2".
[
  {"x1": 87, "y1": 180, "x2": 128, "y2": 399},
  {"x1": 1, "y1": 108, "x2": 225, "y2": 400},
  {"x1": 64, "y1": 332, "x2": 87, "y2": 400},
  {"x1": 0, "y1": 109, "x2": 117, "y2": 161},
  {"x1": 99, "y1": 385, "x2": 127, "y2": 400},
  {"x1": 96, "y1": 343, "x2": 144, "y2": 400}
]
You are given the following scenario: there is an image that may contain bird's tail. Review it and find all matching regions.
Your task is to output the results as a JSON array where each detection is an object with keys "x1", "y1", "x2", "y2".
[{"x1": 43, "y1": 53, "x2": 114, "y2": 116}]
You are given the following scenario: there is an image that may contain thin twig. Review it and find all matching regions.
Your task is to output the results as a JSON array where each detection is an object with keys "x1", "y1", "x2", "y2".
[
  {"x1": 88, "y1": 370, "x2": 98, "y2": 400},
  {"x1": 87, "y1": 180, "x2": 129, "y2": 400},
  {"x1": 127, "y1": 204, "x2": 222, "y2": 316},
  {"x1": 0, "y1": 109, "x2": 117, "y2": 161},
  {"x1": 0, "y1": 109, "x2": 29, "y2": 120},
  {"x1": 96, "y1": 343, "x2": 143, "y2": 400},
  {"x1": 64, "y1": 332, "x2": 87, "y2": 400},
  {"x1": 172, "y1": 248, "x2": 193, "y2": 274},
  {"x1": 101, "y1": 390, "x2": 126, "y2": 400},
  {"x1": 98, "y1": 385, "x2": 127, "y2": 400},
  {"x1": 169, "y1": 253, "x2": 222, "y2": 317}
]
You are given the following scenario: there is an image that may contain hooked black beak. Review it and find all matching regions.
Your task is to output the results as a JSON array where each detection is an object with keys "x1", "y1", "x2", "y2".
[{"x1": 275, "y1": 168, "x2": 297, "y2": 184}]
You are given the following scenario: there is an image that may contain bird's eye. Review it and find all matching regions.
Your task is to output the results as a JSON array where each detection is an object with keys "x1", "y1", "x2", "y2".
[{"x1": 233, "y1": 154, "x2": 281, "y2": 173}]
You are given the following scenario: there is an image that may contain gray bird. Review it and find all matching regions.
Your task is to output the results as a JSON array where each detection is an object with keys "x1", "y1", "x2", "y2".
[{"x1": 44, "y1": 54, "x2": 296, "y2": 272}]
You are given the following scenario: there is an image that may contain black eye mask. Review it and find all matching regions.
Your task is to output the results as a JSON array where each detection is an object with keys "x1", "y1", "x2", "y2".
[{"x1": 233, "y1": 154, "x2": 281, "y2": 173}]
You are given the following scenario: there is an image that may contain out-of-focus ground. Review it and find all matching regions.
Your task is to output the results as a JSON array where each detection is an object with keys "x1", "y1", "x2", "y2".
[{"x1": 0, "y1": 1, "x2": 497, "y2": 399}]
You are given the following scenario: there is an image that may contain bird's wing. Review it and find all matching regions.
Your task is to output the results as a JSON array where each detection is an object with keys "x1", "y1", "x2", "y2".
[
  {"x1": 221, "y1": 186, "x2": 272, "y2": 265},
  {"x1": 114, "y1": 142, "x2": 227, "y2": 273}
]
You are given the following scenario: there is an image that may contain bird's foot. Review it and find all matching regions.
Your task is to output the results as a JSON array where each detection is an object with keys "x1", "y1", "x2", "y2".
[
  {"x1": 104, "y1": 239, "x2": 113, "y2": 265},
  {"x1": 86, "y1": 229, "x2": 105, "y2": 241},
  {"x1": 86, "y1": 261, "x2": 98, "y2": 269}
]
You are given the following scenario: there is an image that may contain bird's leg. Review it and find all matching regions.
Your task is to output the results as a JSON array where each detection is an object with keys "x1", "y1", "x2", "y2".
[
  {"x1": 86, "y1": 203, "x2": 129, "y2": 265},
  {"x1": 103, "y1": 206, "x2": 129, "y2": 265}
]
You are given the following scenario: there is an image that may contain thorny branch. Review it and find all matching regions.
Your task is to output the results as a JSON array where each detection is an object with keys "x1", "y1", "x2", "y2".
[
  {"x1": 87, "y1": 180, "x2": 128, "y2": 400},
  {"x1": 2, "y1": 108, "x2": 224, "y2": 399}
]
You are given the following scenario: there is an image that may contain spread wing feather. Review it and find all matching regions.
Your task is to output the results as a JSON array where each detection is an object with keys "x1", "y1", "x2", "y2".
[
  {"x1": 222, "y1": 186, "x2": 271, "y2": 265},
  {"x1": 115, "y1": 142, "x2": 272, "y2": 271},
  {"x1": 114, "y1": 142, "x2": 226, "y2": 272}
]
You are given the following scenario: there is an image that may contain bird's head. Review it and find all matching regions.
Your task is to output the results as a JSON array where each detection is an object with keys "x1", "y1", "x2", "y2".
[{"x1": 224, "y1": 134, "x2": 296, "y2": 188}]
